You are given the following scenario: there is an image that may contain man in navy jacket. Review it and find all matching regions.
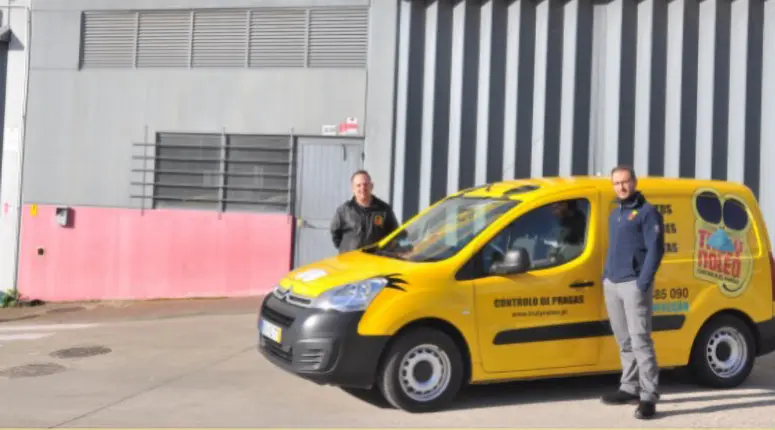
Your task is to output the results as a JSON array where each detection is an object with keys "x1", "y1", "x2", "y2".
[{"x1": 601, "y1": 165, "x2": 665, "y2": 420}]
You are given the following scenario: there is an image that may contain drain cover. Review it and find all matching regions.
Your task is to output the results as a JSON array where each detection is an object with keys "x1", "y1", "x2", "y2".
[
  {"x1": 0, "y1": 363, "x2": 68, "y2": 378},
  {"x1": 50, "y1": 345, "x2": 112, "y2": 359}
]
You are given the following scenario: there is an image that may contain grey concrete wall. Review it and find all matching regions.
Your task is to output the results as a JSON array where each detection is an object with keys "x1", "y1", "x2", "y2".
[
  {"x1": 22, "y1": 0, "x2": 370, "y2": 208},
  {"x1": 389, "y1": 0, "x2": 775, "y2": 248}
]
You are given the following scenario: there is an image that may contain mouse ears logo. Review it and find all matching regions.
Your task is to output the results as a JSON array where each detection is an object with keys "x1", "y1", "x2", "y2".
[{"x1": 692, "y1": 188, "x2": 753, "y2": 298}]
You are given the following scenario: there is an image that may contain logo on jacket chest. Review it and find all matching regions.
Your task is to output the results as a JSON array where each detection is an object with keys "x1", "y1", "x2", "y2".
[
  {"x1": 616, "y1": 210, "x2": 639, "y2": 227},
  {"x1": 374, "y1": 213, "x2": 385, "y2": 227},
  {"x1": 616, "y1": 209, "x2": 638, "y2": 223}
]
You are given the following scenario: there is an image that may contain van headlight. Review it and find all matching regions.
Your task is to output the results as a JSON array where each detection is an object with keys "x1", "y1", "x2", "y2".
[{"x1": 312, "y1": 278, "x2": 388, "y2": 312}]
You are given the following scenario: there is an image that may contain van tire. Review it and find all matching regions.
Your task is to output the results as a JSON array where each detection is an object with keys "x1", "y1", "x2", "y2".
[
  {"x1": 689, "y1": 314, "x2": 756, "y2": 388},
  {"x1": 377, "y1": 327, "x2": 463, "y2": 413}
]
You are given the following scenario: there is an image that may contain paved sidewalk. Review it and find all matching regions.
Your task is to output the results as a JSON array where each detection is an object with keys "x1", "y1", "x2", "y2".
[
  {"x1": 0, "y1": 300, "x2": 773, "y2": 427},
  {"x1": 0, "y1": 295, "x2": 264, "y2": 324}
]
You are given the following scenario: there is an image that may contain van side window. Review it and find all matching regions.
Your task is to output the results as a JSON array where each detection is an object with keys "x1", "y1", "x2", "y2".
[{"x1": 479, "y1": 198, "x2": 591, "y2": 274}]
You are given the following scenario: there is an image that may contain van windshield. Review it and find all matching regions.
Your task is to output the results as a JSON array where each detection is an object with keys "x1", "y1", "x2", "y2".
[{"x1": 366, "y1": 196, "x2": 518, "y2": 262}]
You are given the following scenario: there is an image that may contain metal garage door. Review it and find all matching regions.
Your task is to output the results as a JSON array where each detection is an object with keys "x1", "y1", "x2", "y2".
[{"x1": 293, "y1": 137, "x2": 363, "y2": 268}]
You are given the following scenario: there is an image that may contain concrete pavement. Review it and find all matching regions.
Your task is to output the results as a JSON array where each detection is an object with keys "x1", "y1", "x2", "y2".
[{"x1": 0, "y1": 299, "x2": 773, "y2": 428}]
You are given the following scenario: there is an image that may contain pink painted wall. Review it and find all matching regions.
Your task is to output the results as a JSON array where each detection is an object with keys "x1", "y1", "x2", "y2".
[{"x1": 17, "y1": 204, "x2": 294, "y2": 302}]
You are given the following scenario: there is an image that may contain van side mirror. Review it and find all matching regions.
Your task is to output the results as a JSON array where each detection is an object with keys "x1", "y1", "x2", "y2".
[{"x1": 489, "y1": 248, "x2": 530, "y2": 275}]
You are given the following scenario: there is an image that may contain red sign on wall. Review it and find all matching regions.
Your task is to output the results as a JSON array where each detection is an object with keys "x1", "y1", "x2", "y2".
[{"x1": 338, "y1": 117, "x2": 359, "y2": 135}]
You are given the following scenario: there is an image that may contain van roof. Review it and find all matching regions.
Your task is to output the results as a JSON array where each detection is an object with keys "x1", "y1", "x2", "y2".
[{"x1": 457, "y1": 176, "x2": 756, "y2": 203}]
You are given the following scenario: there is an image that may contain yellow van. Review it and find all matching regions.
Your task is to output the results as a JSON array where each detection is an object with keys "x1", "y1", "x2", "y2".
[{"x1": 257, "y1": 176, "x2": 775, "y2": 412}]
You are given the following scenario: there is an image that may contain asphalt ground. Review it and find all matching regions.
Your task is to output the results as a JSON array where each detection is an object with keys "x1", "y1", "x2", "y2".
[{"x1": 0, "y1": 298, "x2": 773, "y2": 428}]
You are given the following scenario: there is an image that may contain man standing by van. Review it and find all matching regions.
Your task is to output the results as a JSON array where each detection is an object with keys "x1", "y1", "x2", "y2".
[
  {"x1": 330, "y1": 170, "x2": 400, "y2": 253},
  {"x1": 601, "y1": 165, "x2": 665, "y2": 420}
]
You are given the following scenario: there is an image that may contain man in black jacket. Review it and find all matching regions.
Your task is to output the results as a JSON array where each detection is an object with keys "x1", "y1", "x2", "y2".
[{"x1": 330, "y1": 170, "x2": 400, "y2": 253}]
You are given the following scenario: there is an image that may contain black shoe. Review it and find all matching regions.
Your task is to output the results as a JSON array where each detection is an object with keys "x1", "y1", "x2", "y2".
[
  {"x1": 634, "y1": 401, "x2": 656, "y2": 419},
  {"x1": 600, "y1": 390, "x2": 639, "y2": 405}
]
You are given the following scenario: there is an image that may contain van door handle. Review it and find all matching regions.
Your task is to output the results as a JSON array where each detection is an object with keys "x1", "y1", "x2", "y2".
[{"x1": 569, "y1": 280, "x2": 595, "y2": 288}]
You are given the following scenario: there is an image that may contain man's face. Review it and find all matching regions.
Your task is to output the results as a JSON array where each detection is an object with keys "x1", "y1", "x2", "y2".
[
  {"x1": 352, "y1": 173, "x2": 373, "y2": 202},
  {"x1": 611, "y1": 170, "x2": 636, "y2": 200},
  {"x1": 552, "y1": 202, "x2": 569, "y2": 218}
]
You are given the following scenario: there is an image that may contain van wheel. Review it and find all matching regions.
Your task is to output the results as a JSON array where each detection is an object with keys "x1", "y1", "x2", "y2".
[
  {"x1": 689, "y1": 314, "x2": 756, "y2": 388},
  {"x1": 377, "y1": 327, "x2": 463, "y2": 413}
]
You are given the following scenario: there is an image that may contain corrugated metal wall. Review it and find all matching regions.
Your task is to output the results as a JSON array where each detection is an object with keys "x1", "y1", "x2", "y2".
[{"x1": 390, "y1": 0, "x2": 775, "y2": 241}]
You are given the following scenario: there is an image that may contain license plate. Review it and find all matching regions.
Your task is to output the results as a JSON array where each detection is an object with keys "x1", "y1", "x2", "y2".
[{"x1": 260, "y1": 318, "x2": 282, "y2": 343}]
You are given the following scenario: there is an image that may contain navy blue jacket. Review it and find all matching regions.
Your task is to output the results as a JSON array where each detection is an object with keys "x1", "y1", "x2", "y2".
[{"x1": 603, "y1": 191, "x2": 665, "y2": 292}]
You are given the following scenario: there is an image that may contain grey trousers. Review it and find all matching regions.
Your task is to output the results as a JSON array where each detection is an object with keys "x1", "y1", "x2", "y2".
[{"x1": 603, "y1": 278, "x2": 660, "y2": 402}]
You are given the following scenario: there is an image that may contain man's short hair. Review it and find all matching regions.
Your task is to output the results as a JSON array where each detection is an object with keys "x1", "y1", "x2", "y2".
[
  {"x1": 351, "y1": 169, "x2": 371, "y2": 182},
  {"x1": 610, "y1": 165, "x2": 637, "y2": 181}
]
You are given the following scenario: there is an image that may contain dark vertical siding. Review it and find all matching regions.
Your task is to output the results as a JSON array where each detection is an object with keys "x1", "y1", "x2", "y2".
[{"x1": 389, "y1": 0, "x2": 775, "y2": 246}]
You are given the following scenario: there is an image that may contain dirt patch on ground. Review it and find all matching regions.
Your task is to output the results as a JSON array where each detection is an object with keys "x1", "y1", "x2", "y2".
[
  {"x1": 50, "y1": 345, "x2": 112, "y2": 359},
  {"x1": 0, "y1": 363, "x2": 69, "y2": 379}
]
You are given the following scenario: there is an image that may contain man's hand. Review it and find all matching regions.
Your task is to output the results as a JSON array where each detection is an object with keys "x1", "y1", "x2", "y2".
[
  {"x1": 330, "y1": 206, "x2": 344, "y2": 249},
  {"x1": 637, "y1": 207, "x2": 665, "y2": 291}
]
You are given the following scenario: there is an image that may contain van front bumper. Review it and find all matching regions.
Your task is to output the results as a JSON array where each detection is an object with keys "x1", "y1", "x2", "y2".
[
  {"x1": 256, "y1": 293, "x2": 389, "y2": 389},
  {"x1": 756, "y1": 317, "x2": 775, "y2": 356}
]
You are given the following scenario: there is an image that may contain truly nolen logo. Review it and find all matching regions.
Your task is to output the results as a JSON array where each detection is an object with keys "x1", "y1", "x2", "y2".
[{"x1": 692, "y1": 188, "x2": 754, "y2": 298}]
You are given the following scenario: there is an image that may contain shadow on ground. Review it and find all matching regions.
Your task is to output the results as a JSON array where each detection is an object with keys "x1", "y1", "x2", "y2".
[
  {"x1": 340, "y1": 368, "x2": 775, "y2": 416},
  {"x1": 0, "y1": 314, "x2": 38, "y2": 324}
]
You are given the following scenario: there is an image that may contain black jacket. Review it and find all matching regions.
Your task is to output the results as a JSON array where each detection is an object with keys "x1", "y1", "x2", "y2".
[{"x1": 330, "y1": 196, "x2": 400, "y2": 253}]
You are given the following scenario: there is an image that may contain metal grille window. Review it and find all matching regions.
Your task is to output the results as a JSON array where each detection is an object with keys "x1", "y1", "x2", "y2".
[
  {"x1": 136, "y1": 11, "x2": 191, "y2": 68},
  {"x1": 81, "y1": 11, "x2": 137, "y2": 68},
  {"x1": 249, "y1": 8, "x2": 307, "y2": 68},
  {"x1": 133, "y1": 133, "x2": 294, "y2": 213},
  {"x1": 80, "y1": 6, "x2": 369, "y2": 69},
  {"x1": 308, "y1": 7, "x2": 369, "y2": 68},
  {"x1": 192, "y1": 10, "x2": 248, "y2": 68},
  {"x1": 224, "y1": 135, "x2": 294, "y2": 212}
]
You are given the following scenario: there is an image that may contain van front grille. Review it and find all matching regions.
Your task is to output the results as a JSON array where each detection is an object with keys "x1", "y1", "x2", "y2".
[
  {"x1": 299, "y1": 348, "x2": 325, "y2": 370},
  {"x1": 262, "y1": 339, "x2": 292, "y2": 363},
  {"x1": 261, "y1": 305, "x2": 294, "y2": 328}
]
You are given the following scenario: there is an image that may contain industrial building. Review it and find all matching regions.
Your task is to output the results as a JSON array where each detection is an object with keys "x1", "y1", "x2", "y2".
[{"x1": 0, "y1": 0, "x2": 773, "y2": 302}]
